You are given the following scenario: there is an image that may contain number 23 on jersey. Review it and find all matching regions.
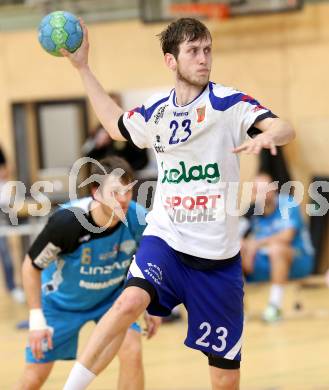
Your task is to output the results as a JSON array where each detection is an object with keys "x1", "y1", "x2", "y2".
[{"x1": 169, "y1": 119, "x2": 192, "y2": 145}]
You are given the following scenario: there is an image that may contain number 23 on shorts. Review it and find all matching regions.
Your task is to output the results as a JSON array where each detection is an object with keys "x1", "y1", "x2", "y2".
[{"x1": 195, "y1": 322, "x2": 228, "y2": 352}]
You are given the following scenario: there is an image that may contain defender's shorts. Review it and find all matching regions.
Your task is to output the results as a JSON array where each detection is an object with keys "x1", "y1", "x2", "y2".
[
  {"x1": 247, "y1": 248, "x2": 314, "y2": 282},
  {"x1": 126, "y1": 235, "x2": 244, "y2": 363},
  {"x1": 26, "y1": 296, "x2": 141, "y2": 363}
]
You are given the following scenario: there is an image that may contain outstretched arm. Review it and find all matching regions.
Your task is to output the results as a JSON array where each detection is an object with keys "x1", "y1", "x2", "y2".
[
  {"x1": 233, "y1": 117, "x2": 295, "y2": 155},
  {"x1": 61, "y1": 19, "x2": 125, "y2": 142}
]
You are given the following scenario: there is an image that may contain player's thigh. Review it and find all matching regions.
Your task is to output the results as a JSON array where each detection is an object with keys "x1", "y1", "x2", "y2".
[
  {"x1": 126, "y1": 235, "x2": 182, "y2": 316},
  {"x1": 184, "y1": 258, "x2": 244, "y2": 367},
  {"x1": 19, "y1": 362, "x2": 54, "y2": 388},
  {"x1": 117, "y1": 326, "x2": 142, "y2": 365}
]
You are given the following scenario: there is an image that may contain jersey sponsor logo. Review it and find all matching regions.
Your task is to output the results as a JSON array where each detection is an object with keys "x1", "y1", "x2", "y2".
[
  {"x1": 161, "y1": 161, "x2": 220, "y2": 184},
  {"x1": 173, "y1": 111, "x2": 189, "y2": 117},
  {"x1": 154, "y1": 104, "x2": 168, "y2": 124},
  {"x1": 164, "y1": 194, "x2": 222, "y2": 223},
  {"x1": 33, "y1": 242, "x2": 61, "y2": 269},
  {"x1": 144, "y1": 262, "x2": 162, "y2": 285},
  {"x1": 196, "y1": 105, "x2": 206, "y2": 123},
  {"x1": 42, "y1": 259, "x2": 64, "y2": 294},
  {"x1": 79, "y1": 274, "x2": 125, "y2": 290},
  {"x1": 99, "y1": 240, "x2": 136, "y2": 261},
  {"x1": 164, "y1": 194, "x2": 221, "y2": 210},
  {"x1": 100, "y1": 244, "x2": 119, "y2": 260},
  {"x1": 154, "y1": 135, "x2": 165, "y2": 153},
  {"x1": 169, "y1": 208, "x2": 218, "y2": 223},
  {"x1": 80, "y1": 258, "x2": 131, "y2": 275}
]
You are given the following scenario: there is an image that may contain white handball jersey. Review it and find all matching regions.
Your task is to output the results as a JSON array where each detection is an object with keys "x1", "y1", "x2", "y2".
[{"x1": 118, "y1": 82, "x2": 276, "y2": 260}]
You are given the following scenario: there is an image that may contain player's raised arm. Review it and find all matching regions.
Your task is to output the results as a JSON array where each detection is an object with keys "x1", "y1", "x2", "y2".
[
  {"x1": 233, "y1": 117, "x2": 295, "y2": 155},
  {"x1": 61, "y1": 19, "x2": 125, "y2": 142}
]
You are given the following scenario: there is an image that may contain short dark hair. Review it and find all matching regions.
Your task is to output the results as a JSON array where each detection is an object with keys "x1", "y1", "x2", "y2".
[
  {"x1": 158, "y1": 18, "x2": 211, "y2": 58},
  {"x1": 90, "y1": 156, "x2": 135, "y2": 188}
]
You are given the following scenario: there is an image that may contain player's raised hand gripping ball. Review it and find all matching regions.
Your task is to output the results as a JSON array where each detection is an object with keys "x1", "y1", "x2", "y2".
[{"x1": 38, "y1": 11, "x2": 83, "y2": 57}]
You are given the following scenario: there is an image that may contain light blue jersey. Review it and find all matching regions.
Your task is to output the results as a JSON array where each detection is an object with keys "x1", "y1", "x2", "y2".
[
  {"x1": 29, "y1": 198, "x2": 147, "y2": 311},
  {"x1": 251, "y1": 194, "x2": 314, "y2": 258},
  {"x1": 26, "y1": 197, "x2": 146, "y2": 363}
]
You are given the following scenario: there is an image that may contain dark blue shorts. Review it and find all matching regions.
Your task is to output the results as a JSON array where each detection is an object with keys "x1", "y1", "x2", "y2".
[{"x1": 126, "y1": 235, "x2": 244, "y2": 363}]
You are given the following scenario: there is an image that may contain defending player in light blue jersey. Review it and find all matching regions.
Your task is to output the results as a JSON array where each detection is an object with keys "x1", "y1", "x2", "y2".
[
  {"x1": 62, "y1": 17, "x2": 295, "y2": 389},
  {"x1": 16, "y1": 156, "x2": 161, "y2": 390}
]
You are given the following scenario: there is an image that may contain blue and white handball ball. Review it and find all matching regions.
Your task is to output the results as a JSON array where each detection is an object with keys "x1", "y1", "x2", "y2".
[{"x1": 38, "y1": 11, "x2": 83, "y2": 57}]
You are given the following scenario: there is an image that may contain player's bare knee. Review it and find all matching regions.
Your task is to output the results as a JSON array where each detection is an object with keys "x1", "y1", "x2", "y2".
[
  {"x1": 115, "y1": 290, "x2": 147, "y2": 318},
  {"x1": 211, "y1": 369, "x2": 240, "y2": 390},
  {"x1": 18, "y1": 366, "x2": 49, "y2": 390},
  {"x1": 267, "y1": 242, "x2": 290, "y2": 258}
]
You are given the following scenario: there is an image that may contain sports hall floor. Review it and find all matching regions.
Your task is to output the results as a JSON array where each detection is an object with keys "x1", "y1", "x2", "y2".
[{"x1": 1, "y1": 278, "x2": 329, "y2": 389}]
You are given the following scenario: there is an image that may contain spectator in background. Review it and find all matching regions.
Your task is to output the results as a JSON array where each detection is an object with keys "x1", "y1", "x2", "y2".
[
  {"x1": 241, "y1": 172, "x2": 314, "y2": 323},
  {"x1": 0, "y1": 145, "x2": 25, "y2": 303},
  {"x1": 82, "y1": 94, "x2": 149, "y2": 171},
  {"x1": 82, "y1": 124, "x2": 149, "y2": 172}
]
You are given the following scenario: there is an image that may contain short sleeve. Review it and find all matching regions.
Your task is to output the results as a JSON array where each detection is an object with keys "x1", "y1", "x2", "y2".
[
  {"x1": 208, "y1": 84, "x2": 277, "y2": 145},
  {"x1": 28, "y1": 208, "x2": 78, "y2": 269},
  {"x1": 118, "y1": 92, "x2": 171, "y2": 149},
  {"x1": 118, "y1": 108, "x2": 151, "y2": 149},
  {"x1": 231, "y1": 93, "x2": 278, "y2": 143}
]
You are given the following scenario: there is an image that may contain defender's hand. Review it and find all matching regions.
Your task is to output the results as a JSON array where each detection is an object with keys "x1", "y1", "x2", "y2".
[
  {"x1": 143, "y1": 313, "x2": 162, "y2": 339},
  {"x1": 61, "y1": 18, "x2": 89, "y2": 70},
  {"x1": 29, "y1": 328, "x2": 53, "y2": 360},
  {"x1": 233, "y1": 132, "x2": 277, "y2": 156}
]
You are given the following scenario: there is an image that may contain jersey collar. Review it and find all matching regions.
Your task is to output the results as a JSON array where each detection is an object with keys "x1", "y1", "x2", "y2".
[{"x1": 172, "y1": 82, "x2": 210, "y2": 108}]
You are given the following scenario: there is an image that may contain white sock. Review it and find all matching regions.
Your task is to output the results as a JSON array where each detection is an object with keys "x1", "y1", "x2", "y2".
[
  {"x1": 63, "y1": 361, "x2": 96, "y2": 390},
  {"x1": 269, "y1": 284, "x2": 284, "y2": 309}
]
